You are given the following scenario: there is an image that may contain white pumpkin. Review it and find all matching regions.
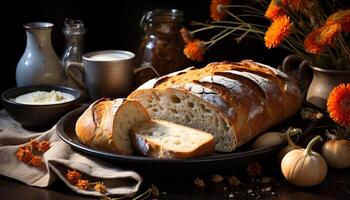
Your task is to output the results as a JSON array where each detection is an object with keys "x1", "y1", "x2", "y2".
[
  {"x1": 322, "y1": 139, "x2": 350, "y2": 168},
  {"x1": 281, "y1": 136, "x2": 327, "y2": 187}
]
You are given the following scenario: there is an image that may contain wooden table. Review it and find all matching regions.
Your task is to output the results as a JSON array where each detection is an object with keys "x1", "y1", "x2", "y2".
[{"x1": 1, "y1": 158, "x2": 348, "y2": 200}]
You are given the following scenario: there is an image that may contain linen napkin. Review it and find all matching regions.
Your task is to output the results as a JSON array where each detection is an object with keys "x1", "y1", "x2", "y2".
[{"x1": 0, "y1": 110, "x2": 142, "y2": 197}]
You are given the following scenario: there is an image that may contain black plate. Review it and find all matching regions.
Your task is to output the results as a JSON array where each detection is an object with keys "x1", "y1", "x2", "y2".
[{"x1": 57, "y1": 106, "x2": 316, "y2": 175}]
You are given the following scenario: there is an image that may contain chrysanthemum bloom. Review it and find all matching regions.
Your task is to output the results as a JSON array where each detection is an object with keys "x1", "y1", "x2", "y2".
[
  {"x1": 304, "y1": 23, "x2": 342, "y2": 54},
  {"x1": 264, "y1": 15, "x2": 291, "y2": 49},
  {"x1": 76, "y1": 179, "x2": 89, "y2": 190},
  {"x1": 183, "y1": 40, "x2": 206, "y2": 62},
  {"x1": 210, "y1": 0, "x2": 231, "y2": 21},
  {"x1": 327, "y1": 83, "x2": 350, "y2": 128},
  {"x1": 325, "y1": 10, "x2": 350, "y2": 32},
  {"x1": 30, "y1": 139, "x2": 40, "y2": 149},
  {"x1": 37, "y1": 141, "x2": 50, "y2": 153},
  {"x1": 29, "y1": 155, "x2": 43, "y2": 167},
  {"x1": 94, "y1": 182, "x2": 107, "y2": 194},
  {"x1": 265, "y1": 0, "x2": 285, "y2": 20},
  {"x1": 16, "y1": 145, "x2": 33, "y2": 163},
  {"x1": 66, "y1": 169, "x2": 81, "y2": 184}
]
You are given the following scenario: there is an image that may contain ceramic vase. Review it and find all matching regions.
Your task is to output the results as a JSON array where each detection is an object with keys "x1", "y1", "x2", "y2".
[
  {"x1": 16, "y1": 22, "x2": 65, "y2": 87},
  {"x1": 282, "y1": 54, "x2": 350, "y2": 110},
  {"x1": 306, "y1": 66, "x2": 350, "y2": 110}
]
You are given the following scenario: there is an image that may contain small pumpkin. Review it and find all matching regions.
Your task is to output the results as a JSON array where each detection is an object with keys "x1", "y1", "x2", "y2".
[
  {"x1": 277, "y1": 130, "x2": 302, "y2": 164},
  {"x1": 322, "y1": 139, "x2": 350, "y2": 168},
  {"x1": 252, "y1": 127, "x2": 301, "y2": 149},
  {"x1": 281, "y1": 135, "x2": 327, "y2": 187}
]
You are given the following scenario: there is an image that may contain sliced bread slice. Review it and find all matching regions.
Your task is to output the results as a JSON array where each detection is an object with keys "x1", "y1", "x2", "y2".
[
  {"x1": 75, "y1": 98, "x2": 150, "y2": 155},
  {"x1": 131, "y1": 119, "x2": 215, "y2": 159}
]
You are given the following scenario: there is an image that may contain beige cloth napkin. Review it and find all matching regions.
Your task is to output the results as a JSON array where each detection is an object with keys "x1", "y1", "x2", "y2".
[{"x1": 0, "y1": 110, "x2": 142, "y2": 197}]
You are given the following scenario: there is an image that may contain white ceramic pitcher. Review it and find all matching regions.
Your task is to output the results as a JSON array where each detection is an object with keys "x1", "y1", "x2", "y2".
[{"x1": 16, "y1": 22, "x2": 66, "y2": 87}]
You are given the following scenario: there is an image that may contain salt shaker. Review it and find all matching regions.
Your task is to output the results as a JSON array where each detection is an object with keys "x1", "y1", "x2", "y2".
[{"x1": 61, "y1": 18, "x2": 86, "y2": 90}]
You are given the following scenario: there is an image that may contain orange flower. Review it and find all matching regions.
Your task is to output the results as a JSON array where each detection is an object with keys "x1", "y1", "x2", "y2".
[
  {"x1": 183, "y1": 40, "x2": 205, "y2": 62},
  {"x1": 37, "y1": 141, "x2": 50, "y2": 153},
  {"x1": 247, "y1": 162, "x2": 262, "y2": 177},
  {"x1": 16, "y1": 145, "x2": 33, "y2": 163},
  {"x1": 264, "y1": 15, "x2": 291, "y2": 49},
  {"x1": 30, "y1": 139, "x2": 40, "y2": 149},
  {"x1": 66, "y1": 169, "x2": 81, "y2": 184},
  {"x1": 265, "y1": 0, "x2": 285, "y2": 21},
  {"x1": 94, "y1": 182, "x2": 107, "y2": 194},
  {"x1": 210, "y1": 0, "x2": 231, "y2": 21},
  {"x1": 327, "y1": 83, "x2": 350, "y2": 128},
  {"x1": 304, "y1": 24, "x2": 342, "y2": 54},
  {"x1": 76, "y1": 179, "x2": 89, "y2": 190},
  {"x1": 29, "y1": 155, "x2": 43, "y2": 167},
  {"x1": 325, "y1": 10, "x2": 350, "y2": 32},
  {"x1": 180, "y1": 27, "x2": 193, "y2": 44}
]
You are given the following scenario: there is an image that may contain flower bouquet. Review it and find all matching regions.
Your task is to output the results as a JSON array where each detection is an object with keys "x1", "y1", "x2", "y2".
[{"x1": 182, "y1": 0, "x2": 350, "y2": 71}]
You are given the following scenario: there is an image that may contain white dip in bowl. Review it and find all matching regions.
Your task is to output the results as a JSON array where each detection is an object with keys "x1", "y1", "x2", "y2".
[{"x1": 13, "y1": 90, "x2": 75, "y2": 105}]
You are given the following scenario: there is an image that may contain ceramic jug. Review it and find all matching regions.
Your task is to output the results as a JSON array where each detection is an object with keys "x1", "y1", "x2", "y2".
[
  {"x1": 281, "y1": 54, "x2": 350, "y2": 110},
  {"x1": 16, "y1": 22, "x2": 65, "y2": 86}
]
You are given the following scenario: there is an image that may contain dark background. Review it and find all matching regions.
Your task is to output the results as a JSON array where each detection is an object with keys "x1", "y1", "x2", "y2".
[{"x1": 2, "y1": 0, "x2": 347, "y2": 95}]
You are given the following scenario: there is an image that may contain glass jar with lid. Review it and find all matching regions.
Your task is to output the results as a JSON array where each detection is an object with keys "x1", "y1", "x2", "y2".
[{"x1": 136, "y1": 9, "x2": 190, "y2": 85}]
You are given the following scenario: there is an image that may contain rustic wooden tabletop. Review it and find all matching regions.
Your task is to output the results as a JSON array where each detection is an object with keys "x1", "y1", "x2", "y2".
[{"x1": 1, "y1": 159, "x2": 348, "y2": 200}]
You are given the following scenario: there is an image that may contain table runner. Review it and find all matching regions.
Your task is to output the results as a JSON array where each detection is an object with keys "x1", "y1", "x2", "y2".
[{"x1": 0, "y1": 110, "x2": 142, "y2": 197}]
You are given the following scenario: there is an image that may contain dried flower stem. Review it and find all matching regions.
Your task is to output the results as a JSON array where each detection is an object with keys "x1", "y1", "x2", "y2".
[
  {"x1": 186, "y1": 0, "x2": 350, "y2": 70},
  {"x1": 222, "y1": 5, "x2": 264, "y2": 15},
  {"x1": 206, "y1": 29, "x2": 236, "y2": 49}
]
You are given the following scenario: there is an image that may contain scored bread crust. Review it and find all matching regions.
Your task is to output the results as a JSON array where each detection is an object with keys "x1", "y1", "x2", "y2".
[
  {"x1": 128, "y1": 60, "x2": 302, "y2": 152},
  {"x1": 131, "y1": 120, "x2": 215, "y2": 159},
  {"x1": 75, "y1": 98, "x2": 150, "y2": 154}
]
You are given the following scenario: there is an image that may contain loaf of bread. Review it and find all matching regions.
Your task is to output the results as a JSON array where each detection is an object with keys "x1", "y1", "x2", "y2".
[
  {"x1": 131, "y1": 119, "x2": 214, "y2": 159},
  {"x1": 75, "y1": 98, "x2": 151, "y2": 155},
  {"x1": 128, "y1": 60, "x2": 302, "y2": 152}
]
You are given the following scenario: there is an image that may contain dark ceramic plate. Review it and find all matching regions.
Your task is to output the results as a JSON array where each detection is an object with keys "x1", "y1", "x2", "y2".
[{"x1": 57, "y1": 105, "x2": 317, "y2": 175}]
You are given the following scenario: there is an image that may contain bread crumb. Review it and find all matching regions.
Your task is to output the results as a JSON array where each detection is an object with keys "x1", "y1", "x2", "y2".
[
  {"x1": 227, "y1": 176, "x2": 240, "y2": 186},
  {"x1": 194, "y1": 178, "x2": 205, "y2": 187},
  {"x1": 212, "y1": 174, "x2": 224, "y2": 183},
  {"x1": 260, "y1": 177, "x2": 273, "y2": 184}
]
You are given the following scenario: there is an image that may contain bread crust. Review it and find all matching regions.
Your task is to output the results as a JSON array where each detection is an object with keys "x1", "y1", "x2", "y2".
[
  {"x1": 128, "y1": 60, "x2": 302, "y2": 152},
  {"x1": 75, "y1": 98, "x2": 150, "y2": 154}
]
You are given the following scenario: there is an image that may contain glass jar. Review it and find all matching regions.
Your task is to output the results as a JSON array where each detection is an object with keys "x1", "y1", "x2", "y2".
[
  {"x1": 61, "y1": 18, "x2": 86, "y2": 91},
  {"x1": 61, "y1": 18, "x2": 86, "y2": 66},
  {"x1": 136, "y1": 9, "x2": 189, "y2": 85}
]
